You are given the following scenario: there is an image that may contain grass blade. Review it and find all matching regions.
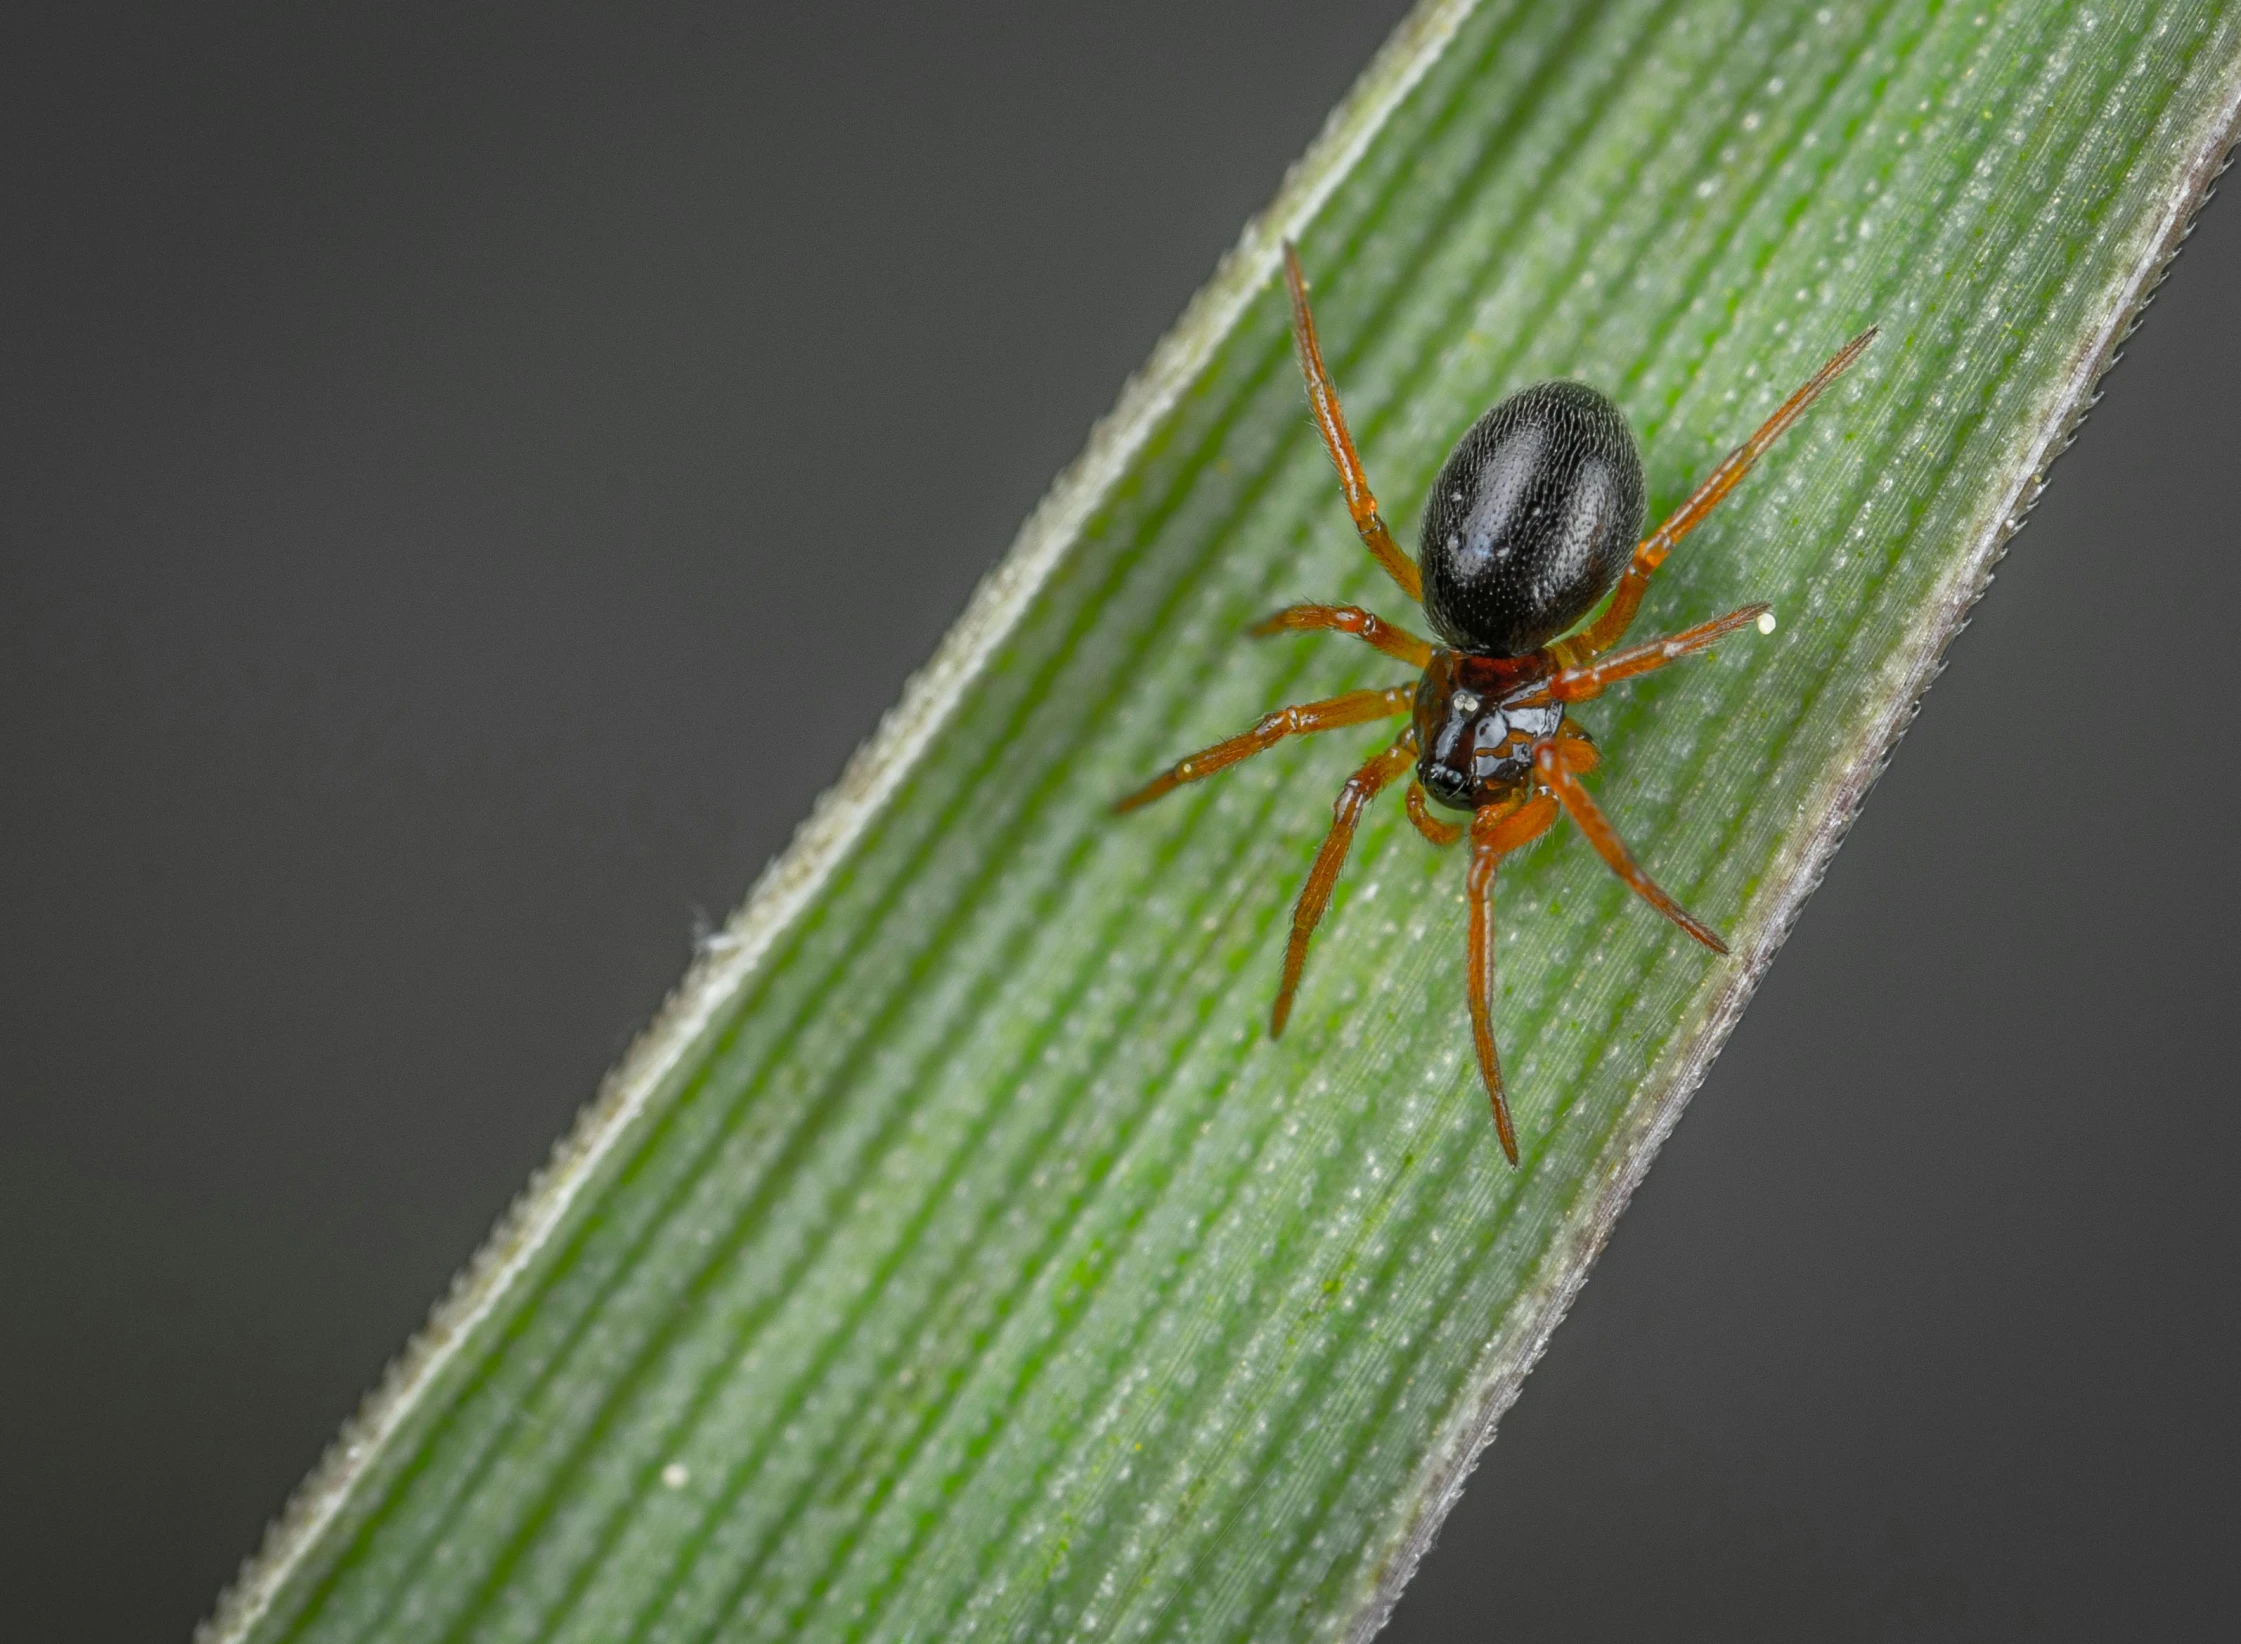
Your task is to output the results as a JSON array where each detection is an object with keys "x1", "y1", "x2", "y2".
[{"x1": 206, "y1": 4, "x2": 2241, "y2": 1640}]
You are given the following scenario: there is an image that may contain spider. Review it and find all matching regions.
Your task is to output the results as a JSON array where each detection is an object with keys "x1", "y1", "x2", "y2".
[{"x1": 1118, "y1": 244, "x2": 1873, "y2": 1164}]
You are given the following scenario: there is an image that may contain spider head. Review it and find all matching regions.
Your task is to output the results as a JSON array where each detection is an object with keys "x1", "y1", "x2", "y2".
[{"x1": 1413, "y1": 651, "x2": 1565, "y2": 813}]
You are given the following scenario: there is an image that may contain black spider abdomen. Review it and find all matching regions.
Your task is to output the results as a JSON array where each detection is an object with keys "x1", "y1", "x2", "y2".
[{"x1": 1418, "y1": 381, "x2": 1646, "y2": 657}]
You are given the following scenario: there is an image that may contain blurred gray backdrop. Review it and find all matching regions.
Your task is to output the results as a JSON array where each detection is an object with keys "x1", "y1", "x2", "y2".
[{"x1": 2, "y1": 4, "x2": 2235, "y2": 1640}]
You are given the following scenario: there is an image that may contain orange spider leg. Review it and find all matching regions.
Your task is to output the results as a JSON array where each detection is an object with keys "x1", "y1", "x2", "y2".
[
  {"x1": 1282, "y1": 242, "x2": 1423, "y2": 602},
  {"x1": 1532, "y1": 738, "x2": 1726, "y2": 954},
  {"x1": 1554, "y1": 718, "x2": 1601, "y2": 773},
  {"x1": 1573, "y1": 327, "x2": 1875, "y2": 659},
  {"x1": 1270, "y1": 734, "x2": 1419, "y2": 1038},
  {"x1": 1406, "y1": 781, "x2": 1462, "y2": 846},
  {"x1": 1252, "y1": 602, "x2": 1435, "y2": 669},
  {"x1": 1510, "y1": 604, "x2": 1771, "y2": 708},
  {"x1": 1468, "y1": 791, "x2": 1562, "y2": 1164},
  {"x1": 1114, "y1": 685, "x2": 1413, "y2": 813}
]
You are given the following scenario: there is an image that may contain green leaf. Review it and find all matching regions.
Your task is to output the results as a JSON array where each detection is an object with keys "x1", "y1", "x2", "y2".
[{"x1": 206, "y1": 4, "x2": 2241, "y2": 1641}]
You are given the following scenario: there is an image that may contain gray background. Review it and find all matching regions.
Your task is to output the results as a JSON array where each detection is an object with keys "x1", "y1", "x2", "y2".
[{"x1": 2, "y1": 5, "x2": 2234, "y2": 1640}]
